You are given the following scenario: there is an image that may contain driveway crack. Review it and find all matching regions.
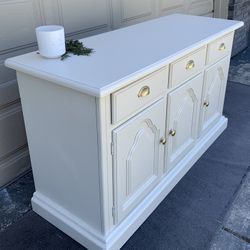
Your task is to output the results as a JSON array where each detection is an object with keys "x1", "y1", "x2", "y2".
[{"x1": 222, "y1": 226, "x2": 250, "y2": 244}]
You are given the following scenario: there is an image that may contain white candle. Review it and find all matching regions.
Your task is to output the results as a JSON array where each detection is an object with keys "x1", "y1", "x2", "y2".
[{"x1": 36, "y1": 25, "x2": 66, "y2": 59}]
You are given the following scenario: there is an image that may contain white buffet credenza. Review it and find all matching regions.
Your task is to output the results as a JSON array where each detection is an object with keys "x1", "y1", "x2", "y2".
[{"x1": 5, "y1": 14, "x2": 243, "y2": 250}]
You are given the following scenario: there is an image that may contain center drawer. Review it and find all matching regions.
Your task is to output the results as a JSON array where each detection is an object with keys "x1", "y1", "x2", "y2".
[
  {"x1": 169, "y1": 46, "x2": 206, "y2": 88},
  {"x1": 111, "y1": 66, "x2": 168, "y2": 124}
]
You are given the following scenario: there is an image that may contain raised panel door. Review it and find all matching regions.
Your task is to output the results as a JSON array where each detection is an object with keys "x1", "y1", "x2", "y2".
[
  {"x1": 166, "y1": 74, "x2": 203, "y2": 172},
  {"x1": 199, "y1": 56, "x2": 230, "y2": 135},
  {"x1": 112, "y1": 98, "x2": 166, "y2": 222}
]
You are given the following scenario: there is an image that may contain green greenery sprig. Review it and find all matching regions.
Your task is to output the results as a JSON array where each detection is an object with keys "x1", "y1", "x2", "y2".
[{"x1": 61, "y1": 40, "x2": 94, "y2": 60}]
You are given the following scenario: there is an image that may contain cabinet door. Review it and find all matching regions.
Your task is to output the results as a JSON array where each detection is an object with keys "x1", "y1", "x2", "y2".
[
  {"x1": 112, "y1": 98, "x2": 166, "y2": 222},
  {"x1": 199, "y1": 56, "x2": 230, "y2": 136},
  {"x1": 166, "y1": 74, "x2": 203, "y2": 171}
]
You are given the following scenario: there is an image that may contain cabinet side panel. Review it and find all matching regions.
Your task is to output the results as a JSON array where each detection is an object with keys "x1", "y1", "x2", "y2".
[{"x1": 17, "y1": 72, "x2": 102, "y2": 232}]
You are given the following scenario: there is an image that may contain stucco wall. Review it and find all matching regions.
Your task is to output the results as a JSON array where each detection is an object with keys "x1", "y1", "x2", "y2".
[{"x1": 229, "y1": 0, "x2": 250, "y2": 56}]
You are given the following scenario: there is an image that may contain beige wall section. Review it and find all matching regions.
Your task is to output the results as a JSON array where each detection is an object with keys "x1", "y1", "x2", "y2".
[{"x1": 1, "y1": 0, "x2": 229, "y2": 187}]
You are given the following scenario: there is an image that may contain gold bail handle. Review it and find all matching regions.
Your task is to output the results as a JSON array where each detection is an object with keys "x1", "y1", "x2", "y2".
[{"x1": 138, "y1": 86, "x2": 150, "y2": 98}]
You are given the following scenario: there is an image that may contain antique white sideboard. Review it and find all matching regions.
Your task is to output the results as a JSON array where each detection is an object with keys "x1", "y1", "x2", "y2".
[{"x1": 5, "y1": 14, "x2": 243, "y2": 250}]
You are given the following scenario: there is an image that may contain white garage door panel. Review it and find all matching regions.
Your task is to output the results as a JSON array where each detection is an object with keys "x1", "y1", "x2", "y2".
[
  {"x1": 0, "y1": 104, "x2": 27, "y2": 159},
  {"x1": 121, "y1": 0, "x2": 153, "y2": 21},
  {"x1": 0, "y1": 45, "x2": 38, "y2": 85},
  {"x1": 112, "y1": 0, "x2": 156, "y2": 28},
  {"x1": 159, "y1": 0, "x2": 185, "y2": 15},
  {"x1": 0, "y1": 46, "x2": 36, "y2": 107},
  {"x1": 160, "y1": 0, "x2": 185, "y2": 11},
  {"x1": 59, "y1": 0, "x2": 110, "y2": 34},
  {"x1": 203, "y1": 12, "x2": 214, "y2": 17},
  {"x1": 112, "y1": 0, "x2": 214, "y2": 28},
  {"x1": 188, "y1": 0, "x2": 214, "y2": 15},
  {"x1": 0, "y1": 0, "x2": 42, "y2": 52},
  {"x1": 0, "y1": 80, "x2": 20, "y2": 107},
  {"x1": 0, "y1": 62, "x2": 16, "y2": 84},
  {"x1": 0, "y1": 148, "x2": 30, "y2": 187}
]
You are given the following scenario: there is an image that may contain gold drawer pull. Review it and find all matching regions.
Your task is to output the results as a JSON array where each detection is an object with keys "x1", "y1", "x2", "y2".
[
  {"x1": 169, "y1": 129, "x2": 176, "y2": 136},
  {"x1": 160, "y1": 137, "x2": 166, "y2": 145},
  {"x1": 203, "y1": 101, "x2": 210, "y2": 107},
  {"x1": 186, "y1": 60, "x2": 195, "y2": 70},
  {"x1": 138, "y1": 86, "x2": 150, "y2": 98},
  {"x1": 219, "y1": 43, "x2": 226, "y2": 51}
]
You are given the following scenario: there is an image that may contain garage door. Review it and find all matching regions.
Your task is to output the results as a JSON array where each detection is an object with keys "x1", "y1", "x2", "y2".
[
  {"x1": 112, "y1": 0, "x2": 214, "y2": 28},
  {"x1": 0, "y1": 0, "x2": 111, "y2": 186}
]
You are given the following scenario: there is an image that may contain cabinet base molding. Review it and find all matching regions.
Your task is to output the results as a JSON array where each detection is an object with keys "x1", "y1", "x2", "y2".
[
  {"x1": 32, "y1": 117, "x2": 227, "y2": 250},
  {"x1": 32, "y1": 193, "x2": 106, "y2": 250}
]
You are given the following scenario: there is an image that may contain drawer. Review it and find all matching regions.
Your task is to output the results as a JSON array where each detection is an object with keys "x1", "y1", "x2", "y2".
[
  {"x1": 169, "y1": 46, "x2": 206, "y2": 88},
  {"x1": 207, "y1": 32, "x2": 234, "y2": 65},
  {"x1": 111, "y1": 67, "x2": 168, "y2": 123}
]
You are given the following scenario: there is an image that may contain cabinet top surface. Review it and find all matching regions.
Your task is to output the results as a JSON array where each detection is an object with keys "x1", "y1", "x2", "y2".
[{"x1": 5, "y1": 14, "x2": 243, "y2": 97}]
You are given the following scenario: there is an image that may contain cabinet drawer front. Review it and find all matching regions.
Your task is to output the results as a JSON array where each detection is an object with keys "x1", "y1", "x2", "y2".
[
  {"x1": 207, "y1": 32, "x2": 234, "y2": 65},
  {"x1": 111, "y1": 67, "x2": 168, "y2": 123},
  {"x1": 169, "y1": 47, "x2": 206, "y2": 88}
]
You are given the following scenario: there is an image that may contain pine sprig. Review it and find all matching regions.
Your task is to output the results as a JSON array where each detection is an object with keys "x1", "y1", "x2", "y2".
[{"x1": 61, "y1": 40, "x2": 94, "y2": 60}]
